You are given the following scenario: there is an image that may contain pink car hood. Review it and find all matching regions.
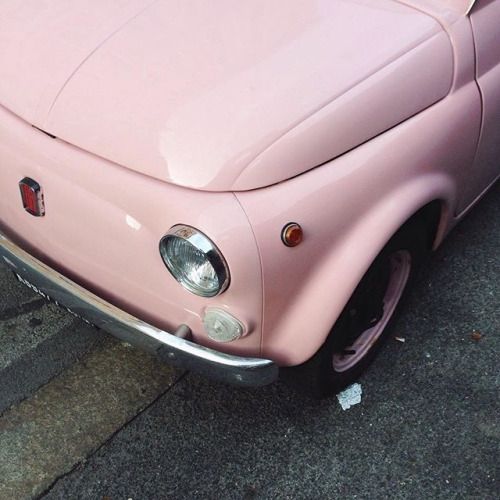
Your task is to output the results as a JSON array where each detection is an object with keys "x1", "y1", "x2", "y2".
[{"x1": 0, "y1": 0, "x2": 453, "y2": 191}]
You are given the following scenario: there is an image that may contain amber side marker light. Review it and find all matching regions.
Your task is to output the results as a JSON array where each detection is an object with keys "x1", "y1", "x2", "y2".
[{"x1": 281, "y1": 222, "x2": 303, "y2": 247}]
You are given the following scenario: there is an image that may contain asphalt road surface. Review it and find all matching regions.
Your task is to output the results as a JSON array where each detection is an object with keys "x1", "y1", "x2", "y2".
[{"x1": 0, "y1": 183, "x2": 498, "y2": 499}]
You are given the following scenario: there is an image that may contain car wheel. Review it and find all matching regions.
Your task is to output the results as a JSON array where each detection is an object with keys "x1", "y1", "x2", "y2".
[{"x1": 287, "y1": 219, "x2": 428, "y2": 398}]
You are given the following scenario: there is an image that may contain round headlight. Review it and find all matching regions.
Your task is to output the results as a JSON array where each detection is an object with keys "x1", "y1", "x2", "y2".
[{"x1": 159, "y1": 225, "x2": 230, "y2": 297}]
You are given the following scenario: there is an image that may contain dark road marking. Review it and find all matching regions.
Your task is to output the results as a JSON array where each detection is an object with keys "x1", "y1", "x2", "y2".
[
  {"x1": 0, "y1": 340, "x2": 181, "y2": 499},
  {"x1": 0, "y1": 298, "x2": 47, "y2": 321}
]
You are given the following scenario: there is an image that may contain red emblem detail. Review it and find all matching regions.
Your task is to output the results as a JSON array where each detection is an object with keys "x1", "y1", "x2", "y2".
[{"x1": 19, "y1": 178, "x2": 45, "y2": 217}]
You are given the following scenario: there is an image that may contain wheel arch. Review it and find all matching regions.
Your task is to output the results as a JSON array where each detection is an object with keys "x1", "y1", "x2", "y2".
[
  {"x1": 403, "y1": 198, "x2": 449, "y2": 251},
  {"x1": 262, "y1": 174, "x2": 456, "y2": 366}
]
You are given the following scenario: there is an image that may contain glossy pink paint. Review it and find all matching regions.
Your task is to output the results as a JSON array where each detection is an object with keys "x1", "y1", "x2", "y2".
[
  {"x1": 0, "y1": 105, "x2": 263, "y2": 358},
  {"x1": 0, "y1": 1, "x2": 498, "y2": 368},
  {"x1": 2, "y1": 0, "x2": 449, "y2": 191}
]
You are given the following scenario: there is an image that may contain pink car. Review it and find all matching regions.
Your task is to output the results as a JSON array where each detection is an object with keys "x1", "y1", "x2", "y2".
[{"x1": 0, "y1": 0, "x2": 498, "y2": 396}]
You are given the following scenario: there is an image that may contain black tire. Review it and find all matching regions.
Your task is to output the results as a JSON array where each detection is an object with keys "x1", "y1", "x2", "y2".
[{"x1": 285, "y1": 219, "x2": 428, "y2": 398}]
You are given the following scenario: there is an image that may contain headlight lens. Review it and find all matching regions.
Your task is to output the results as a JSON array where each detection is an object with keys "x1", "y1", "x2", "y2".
[{"x1": 159, "y1": 225, "x2": 230, "y2": 297}]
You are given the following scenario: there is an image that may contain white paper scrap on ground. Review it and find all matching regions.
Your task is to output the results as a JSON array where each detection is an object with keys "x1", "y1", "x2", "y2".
[{"x1": 337, "y1": 383, "x2": 362, "y2": 410}]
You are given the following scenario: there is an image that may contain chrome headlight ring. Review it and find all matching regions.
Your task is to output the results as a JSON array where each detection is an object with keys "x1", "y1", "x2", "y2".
[{"x1": 159, "y1": 225, "x2": 230, "y2": 297}]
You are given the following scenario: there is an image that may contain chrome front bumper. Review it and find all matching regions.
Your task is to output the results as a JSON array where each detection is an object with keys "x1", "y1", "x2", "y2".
[{"x1": 0, "y1": 231, "x2": 278, "y2": 387}]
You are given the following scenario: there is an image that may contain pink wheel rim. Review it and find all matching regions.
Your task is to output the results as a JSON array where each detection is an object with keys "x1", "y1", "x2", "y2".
[{"x1": 332, "y1": 250, "x2": 411, "y2": 373}]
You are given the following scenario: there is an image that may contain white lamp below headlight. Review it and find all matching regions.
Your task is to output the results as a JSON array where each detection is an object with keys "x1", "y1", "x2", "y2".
[{"x1": 203, "y1": 308, "x2": 244, "y2": 342}]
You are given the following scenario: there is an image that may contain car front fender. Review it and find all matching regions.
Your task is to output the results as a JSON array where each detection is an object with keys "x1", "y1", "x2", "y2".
[{"x1": 236, "y1": 81, "x2": 481, "y2": 366}]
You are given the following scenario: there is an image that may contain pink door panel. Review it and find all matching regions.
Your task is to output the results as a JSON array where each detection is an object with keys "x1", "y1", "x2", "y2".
[{"x1": 462, "y1": 0, "x2": 500, "y2": 208}]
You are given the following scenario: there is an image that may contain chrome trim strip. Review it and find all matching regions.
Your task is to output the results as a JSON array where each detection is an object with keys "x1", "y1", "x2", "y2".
[{"x1": 0, "y1": 231, "x2": 278, "y2": 387}]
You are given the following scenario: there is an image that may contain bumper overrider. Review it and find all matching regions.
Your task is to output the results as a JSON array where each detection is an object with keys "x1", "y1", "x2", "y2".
[{"x1": 0, "y1": 231, "x2": 278, "y2": 387}]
